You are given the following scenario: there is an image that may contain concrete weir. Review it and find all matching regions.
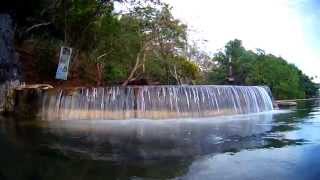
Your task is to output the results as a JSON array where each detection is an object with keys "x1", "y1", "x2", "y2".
[
  {"x1": 4, "y1": 84, "x2": 274, "y2": 120},
  {"x1": 37, "y1": 85, "x2": 273, "y2": 120}
]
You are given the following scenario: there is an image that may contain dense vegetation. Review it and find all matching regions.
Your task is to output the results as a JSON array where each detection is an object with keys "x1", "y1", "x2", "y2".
[
  {"x1": 208, "y1": 39, "x2": 318, "y2": 99},
  {"x1": 1, "y1": 0, "x2": 318, "y2": 99}
]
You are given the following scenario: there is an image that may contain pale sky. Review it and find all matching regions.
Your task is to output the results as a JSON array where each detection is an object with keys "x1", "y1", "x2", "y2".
[{"x1": 163, "y1": 0, "x2": 320, "y2": 83}]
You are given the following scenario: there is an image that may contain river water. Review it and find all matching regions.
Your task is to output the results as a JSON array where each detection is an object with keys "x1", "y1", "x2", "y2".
[{"x1": 0, "y1": 100, "x2": 320, "y2": 180}]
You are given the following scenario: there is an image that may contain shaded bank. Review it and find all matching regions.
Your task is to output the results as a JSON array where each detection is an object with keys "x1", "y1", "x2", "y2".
[{"x1": 0, "y1": 14, "x2": 21, "y2": 112}]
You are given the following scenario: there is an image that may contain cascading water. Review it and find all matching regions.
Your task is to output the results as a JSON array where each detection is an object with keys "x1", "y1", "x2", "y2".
[{"x1": 41, "y1": 85, "x2": 274, "y2": 120}]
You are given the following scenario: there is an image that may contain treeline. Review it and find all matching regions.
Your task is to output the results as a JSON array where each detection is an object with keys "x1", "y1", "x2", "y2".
[
  {"x1": 4, "y1": 0, "x2": 202, "y2": 85},
  {"x1": 2, "y1": 0, "x2": 318, "y2": 99},
  {"x1": 208, "y1": 39, "x2": 318, "y2": 99}
]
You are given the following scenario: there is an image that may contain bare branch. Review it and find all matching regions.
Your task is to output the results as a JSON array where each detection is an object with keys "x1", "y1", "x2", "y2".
[{"x1": 25, "y1": 22, "x2": 52, "y2": 33}]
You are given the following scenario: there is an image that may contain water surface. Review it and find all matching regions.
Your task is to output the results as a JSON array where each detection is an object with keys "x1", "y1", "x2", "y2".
[{"x1": 0, "y1": 100, "x2": 320, "y2": 180}]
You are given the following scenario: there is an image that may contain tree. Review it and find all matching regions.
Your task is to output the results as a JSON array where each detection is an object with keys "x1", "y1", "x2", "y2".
[
  {"x1": 121, "y1": 4, "x2": 189, "y2": 85},
  {"x1": 207, "y1": 39, "x2": 318, "y2": 99},
  {"x1": 186, "y1": 41, "x2": 214, "y2": 72},
  {"x1": 208, "y1": 39, "x2": 256, "y2": 85},
  {"x1": 87, "y1": 13, "x2": 122, "y2": 85},
  {"x1": 245, "y1": 55, "x2": 304, "y2": 99}
]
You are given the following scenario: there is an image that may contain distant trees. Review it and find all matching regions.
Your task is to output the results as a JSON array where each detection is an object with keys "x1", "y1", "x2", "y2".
[
  {"x1": 245, "y1": 55, "x2": 304, "y2": 99},
  {"x1": 207, "y1": 39, "x2": 318, "y2": 99}
]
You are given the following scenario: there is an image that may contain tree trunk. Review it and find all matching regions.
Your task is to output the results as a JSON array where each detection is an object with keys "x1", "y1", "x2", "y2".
[
  {"x1": 142, "y1": 53, "x2": 146, "y2": 73},
  {"x1": 122, "y1": 52, "x2": 142, "y2": 86},
  {"x1": 96, "y1": 63, "x2": 103, "y2": 86}
]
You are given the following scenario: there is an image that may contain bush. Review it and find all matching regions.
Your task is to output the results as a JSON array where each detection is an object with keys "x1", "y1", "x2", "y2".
[
  {"x1": 34, "y1": 39, "x2": 59, "y2": 81},
  {"x1": 104, "y1": 64, "x2": 128, "y2": 84}
]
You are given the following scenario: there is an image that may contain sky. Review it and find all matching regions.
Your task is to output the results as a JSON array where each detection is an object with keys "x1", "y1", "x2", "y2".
[{"x1": 163, "y1": 0, "x2": 320, "y2": 83}]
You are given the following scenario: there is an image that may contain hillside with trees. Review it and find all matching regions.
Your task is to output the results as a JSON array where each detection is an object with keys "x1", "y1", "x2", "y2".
[{"x1": 1, "y1": 0, "x2": 318, "y2": 99}]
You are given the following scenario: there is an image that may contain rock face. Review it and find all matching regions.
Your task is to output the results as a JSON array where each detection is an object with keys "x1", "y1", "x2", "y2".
[
  {"x1": 0, "y1": 14, "x2": 21, "y2": 112},
  {"x1": 0, "y1": 81, "x2": 20, "y2": 112},
  {"x1": 14, "y1": 88, "x2": 44, "y2": 120},
  {"x1": 0, "y1": 14, "x2": 20, "y2": 82}
]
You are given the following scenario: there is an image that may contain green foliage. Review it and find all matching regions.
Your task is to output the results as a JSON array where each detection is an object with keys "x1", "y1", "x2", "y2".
[
  {"x1": 10, "y1": 0, "x2": 201, "y2": 85},
  {"x1": 117, "y1": 3, "x2": 192, "y2": 85},
  {"x1": 245, "y1": 56, "x2": 305, "y2": 99},
  {"x1": 209, "y1": 39, "x2": 257, "y2": 84},
  {"x1": 104, "y1": 64, "x2": 128, "y2": 84},
  {"x1": 34, "y1": 39, "x2": 60, "y2": 80},
  {"x1": 208, "y1": 39, "x2": 318, "y2": 99},
  {"x1": 292, "y1": 68, "x2": 319, "y2": 98},
  {"x1": 207, "y1": 67, "x2": 227, "y2": 85},
  {"x1": 144, "y1": 56, "x2": 168, "y2": 83},
  {"x1": 170, "y1": 56, "x2": 202, "y2": 84}
]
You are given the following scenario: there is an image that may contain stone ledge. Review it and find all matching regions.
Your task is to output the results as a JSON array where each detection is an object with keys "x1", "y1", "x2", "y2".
[{"x1": 15, "y1": 84, "x2": 54, "y2": 90}]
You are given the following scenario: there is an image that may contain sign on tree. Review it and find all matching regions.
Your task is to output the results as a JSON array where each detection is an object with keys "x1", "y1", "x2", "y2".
[{"x1": 55, "y1": 47, "x2": 72, "y2": 80}]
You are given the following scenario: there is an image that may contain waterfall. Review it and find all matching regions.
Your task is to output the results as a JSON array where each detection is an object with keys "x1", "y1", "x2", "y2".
[{"x1": 40, "y1": 85, "x2": 274, "y2": 120}]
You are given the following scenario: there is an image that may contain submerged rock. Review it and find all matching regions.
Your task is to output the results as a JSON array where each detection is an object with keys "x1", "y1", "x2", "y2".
[{"x1": 276, "y1": 101, "x2": 297, "y2": 108}]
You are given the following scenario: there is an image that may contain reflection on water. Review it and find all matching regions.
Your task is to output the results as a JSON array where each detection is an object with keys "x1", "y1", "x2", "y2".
[{"x1": 0, "y1": 100, "x2": 320, "y2": 180}]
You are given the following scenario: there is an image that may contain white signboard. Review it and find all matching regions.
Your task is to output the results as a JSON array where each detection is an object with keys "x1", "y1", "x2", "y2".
[{"x1": 56, "y1": 47, "x2": 72, "y2": 80}]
